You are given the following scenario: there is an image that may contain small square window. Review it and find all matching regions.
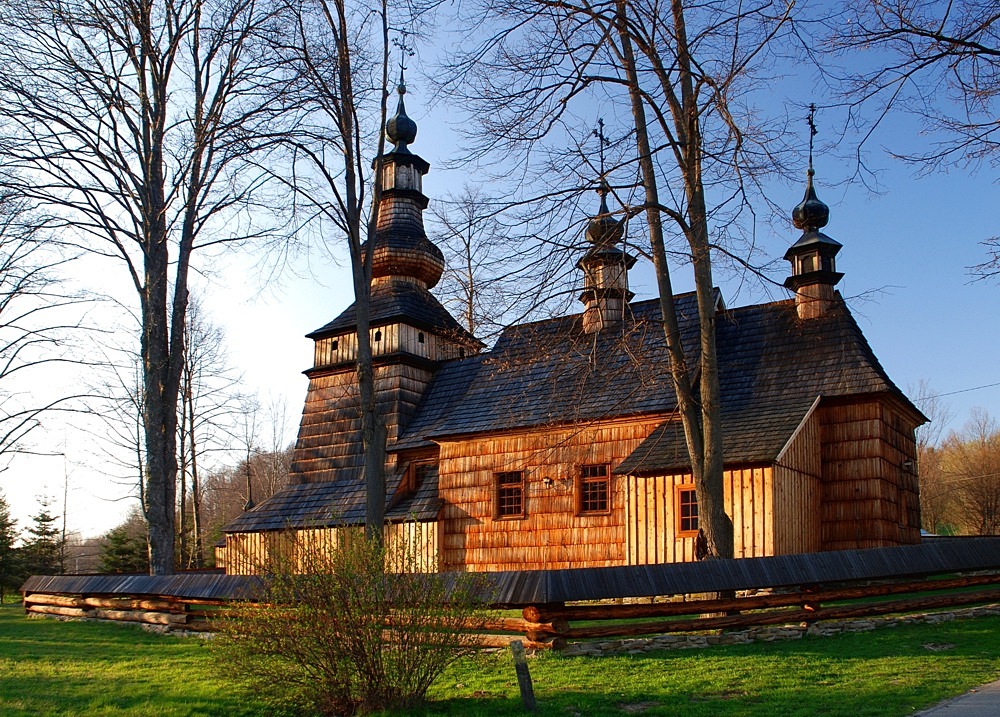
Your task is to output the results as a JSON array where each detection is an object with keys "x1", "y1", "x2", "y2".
[
  {"x1": 677, "y1": 485, "x2": 698, "y2": 536},
  {"x1": 409, "y1": 462, "x2": 436, "y2": 494},
  {"x1": 496, "y1": 471, "x2": 525, "y2": 519},
  {"x1": 578, "y1": 464, "x2": 610, "y2": 514}
]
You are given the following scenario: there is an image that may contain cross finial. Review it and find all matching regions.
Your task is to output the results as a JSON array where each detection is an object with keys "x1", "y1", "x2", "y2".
[
  {"x1": 392, "y1": 32, "x2": 414, "y2": 92},
  {"x1": 807, "y1": 103, "x2": 818, "y2": 176},
  {"x1": 592, "y1": 118, "x2": 609, "y2": 180}
]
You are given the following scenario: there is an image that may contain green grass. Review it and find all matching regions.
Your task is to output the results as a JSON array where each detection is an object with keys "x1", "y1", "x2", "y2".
[
  {"x1": 0, "y1": 603, "x2": 260, "y2": 717},
  {"x1": 2, "y1": 602, "x2": 1000, "y2": 716}
]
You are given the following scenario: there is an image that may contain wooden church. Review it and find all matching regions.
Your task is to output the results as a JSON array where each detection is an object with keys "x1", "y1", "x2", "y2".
[{"x1": 217, "y1": 85, "x2": 925, "y2": 575}]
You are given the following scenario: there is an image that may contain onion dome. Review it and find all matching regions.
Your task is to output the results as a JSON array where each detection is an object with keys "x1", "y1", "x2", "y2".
[
  {"x1": 370, "y1": 233, "x2": 445, "y2": 289},
  {"x1": 578, "y1": 180, "x2": 635, "y2": 334},
  {"x1": 586, "y1": 181, "x2": 625, "y2": 246},
  {"x1": 792, "y1": 169, "x2": 830, "y2": 232},
  {"x1": 784, "y1": 167, "x2": 843, "y2": 319},
  {"x1": 385, "y1": 82, "x2": 417, "y2": 153}
]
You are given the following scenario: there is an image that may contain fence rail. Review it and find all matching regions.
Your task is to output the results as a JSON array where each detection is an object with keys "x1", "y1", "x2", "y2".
[{"x1": 22, "y1": 539, "x2": 1000, "y2": 650}]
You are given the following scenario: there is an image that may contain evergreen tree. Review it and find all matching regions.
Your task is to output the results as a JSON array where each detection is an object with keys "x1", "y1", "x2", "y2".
[
  {"x1": 99, "y1": 525, "x2": 149, "y2": 574},
  {"x1": 0, "y1": 492, "x2": 21, "y2": 602},
  {"x1": 21, "y1": 498, "x2": 63, "y2": 576}
]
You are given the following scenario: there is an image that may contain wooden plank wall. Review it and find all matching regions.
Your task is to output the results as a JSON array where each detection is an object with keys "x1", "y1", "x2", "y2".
[
  {"x1": 221, "y1": 523, "x2": 438, "y2": 575},
  {"x1": 313, "y1": 323, "x2": 470, "y2": 369},
  {"x1": 625, "y1": 468, "x2": 774, "y2": 565},
  {"x1": 819, "y1": 400, "x2": 921, "y2": 550},
  {"x1": 773, "y1": 409, "x2": 822, "y2": 555},
  {"x1": 436, "y1": 419, "x2": 662, "y2": 572}
]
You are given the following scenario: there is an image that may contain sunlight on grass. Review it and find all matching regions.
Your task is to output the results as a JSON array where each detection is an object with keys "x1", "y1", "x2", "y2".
[{"x1": 2, "y1": 603, "x2": 999, "y2": 716}]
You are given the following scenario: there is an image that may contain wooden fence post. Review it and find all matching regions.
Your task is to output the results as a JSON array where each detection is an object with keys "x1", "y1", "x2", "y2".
[{"x1": 510, "y1": 639, "x2": 537, "y2": 712}]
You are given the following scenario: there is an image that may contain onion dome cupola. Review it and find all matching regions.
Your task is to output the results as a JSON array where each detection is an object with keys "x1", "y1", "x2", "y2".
[
  {"x1": 368, "y1": 74, "x2": 445, "y2": 291},
  {"x1": 578, "y1": 181, "x2": 636, "y2": 334},
  {"x1": 307, "y1": 70, "x2": 483, "y2": 379},
  {"x1": 784, "y1": 169, "x2": 843, "y2": 319},
  {"x1": 784, "y1": 108, "x2": 843, "y2": 319}
]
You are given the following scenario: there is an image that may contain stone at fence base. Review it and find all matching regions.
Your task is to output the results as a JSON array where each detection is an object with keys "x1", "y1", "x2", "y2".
[{"x1": 556, "y1": 603, "x2": 1000, "y2": 657}]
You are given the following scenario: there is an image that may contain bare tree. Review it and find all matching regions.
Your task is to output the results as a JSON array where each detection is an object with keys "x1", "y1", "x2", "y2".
[
  {"x1": 911, "y1": 379, "x2": 955, "y2": 533},
  {"x1": 430, "y1": 184, "x2": 576, "y2": 339},
  {"x1": 0, "y1": 0, "x2": 289, "y2": 572},
  {"x1": 264, "y1": 0, "x2": 401, "y2": 541},
  {"x1": 200, "y1": 446, "x2": 294, "y2": 561},
  {"x1": 823, "y1": 1, "x2": 1000, "y2": 278},
  {"x1": 178, "y1": 299, "x2": 241, "y2": 568},
  {"x1": 440, "y1": 0, "x2": 797, "y2": 558},
  {"x1": 0, "y1": 191, "x2": 85, "y2": 461}
]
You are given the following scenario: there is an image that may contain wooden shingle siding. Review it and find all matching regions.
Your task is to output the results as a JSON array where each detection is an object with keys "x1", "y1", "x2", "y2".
[
  {"x1": 291, "y1": 363, "x2": 434, "y2": 481},
  {"x1": 818, "y1": 400, "x2": 920, "y2": 551},
  {"x1": 437, "y1": 419, "x2": 662, "y2": 572}
]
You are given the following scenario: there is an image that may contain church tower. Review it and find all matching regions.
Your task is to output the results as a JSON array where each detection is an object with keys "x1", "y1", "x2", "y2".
[
  {"x1": 290, "y1": 77, "x2": 482, "y2": 484},
  {"x1": 577, "y1": 181, "x2": 636, "y2": 333}
]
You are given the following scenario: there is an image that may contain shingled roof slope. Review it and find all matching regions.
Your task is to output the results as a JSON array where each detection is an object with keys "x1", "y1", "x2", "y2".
[
  {"x1": 396, "y1": 294, "x2": 918, "y2": 454},
  {"x1": 308, "y1": 280, "x2": 479, "y2": 345},
  {"x1": 395, "y1": 293, "x2": 702, "y2": 443},
  {"x1": 616, "y1": 396, "x2": 820, "y2": 474},
  {"x1": 224, "y1": 467, "x2": 406, "y2": 533},
  {"x1": 617, "y1": 296, "x2": 922, "y2": 473}
]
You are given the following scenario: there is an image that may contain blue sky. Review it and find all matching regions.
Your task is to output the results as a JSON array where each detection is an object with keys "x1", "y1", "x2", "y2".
[{"x1": 6, "y1": 26, "x2": 1000, "y2": 539}]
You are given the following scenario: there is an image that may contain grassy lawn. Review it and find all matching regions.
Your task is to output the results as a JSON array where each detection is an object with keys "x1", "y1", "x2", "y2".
[{"x1": 2, "y1": 601, "x2": 1000, "y2": 716}]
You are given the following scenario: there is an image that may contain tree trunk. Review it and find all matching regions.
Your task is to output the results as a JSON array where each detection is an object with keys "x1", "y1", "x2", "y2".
[{"x1": 614, "y1": 0, "x2": 733, "y2": 559}]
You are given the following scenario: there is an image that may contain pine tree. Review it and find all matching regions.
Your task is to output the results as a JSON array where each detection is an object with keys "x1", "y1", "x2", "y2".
[
  {"x1": 21, "y1": 498, "x2": 63, "y2": 576},
  {"x1": 0, "y1": 492, "x2": 21, "y2": 602},
  {"x1": 99, "y1": 525, "x2": 148, "y2": 574}
]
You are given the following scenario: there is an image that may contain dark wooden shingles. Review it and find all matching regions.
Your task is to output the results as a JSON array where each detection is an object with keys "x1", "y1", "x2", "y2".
[{"x1": 309, "y1": 280, "x2": 478, "y2": 344}]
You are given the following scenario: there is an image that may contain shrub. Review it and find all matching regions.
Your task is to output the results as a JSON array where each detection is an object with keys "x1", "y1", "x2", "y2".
[{"x1": 215, "y1": 528, "x2": 495, "y2": 716}]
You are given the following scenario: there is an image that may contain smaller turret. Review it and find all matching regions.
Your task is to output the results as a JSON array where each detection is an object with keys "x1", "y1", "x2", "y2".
[
  {"x1": 785, "y1": 107, "x2": 843, "y2": 319},
  {"x1": 578, "y1": 181, "x2": 635, "y2": 334}
]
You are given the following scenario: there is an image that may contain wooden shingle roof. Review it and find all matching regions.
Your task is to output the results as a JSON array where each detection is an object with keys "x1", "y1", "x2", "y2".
[
  {"x1": 395, "y1": 292, "x2": 702, "y2": 445},
  {"x1": 616, "y1": 295, "x2": 923, "y2": 473},
  {"x1": 308, "y1": 279, "x2": 480, "y2": 345},
  {"x1": 395, "y1": 293, "x2": 918, "y2": 459}
]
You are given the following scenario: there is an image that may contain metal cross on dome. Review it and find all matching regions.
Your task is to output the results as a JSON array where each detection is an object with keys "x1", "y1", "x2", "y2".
[
  {"x1": 592, "y1": 118, "x2": 609, "y2": 180},
  {"x1": 392, "y1": 31, "x2": 415, "y2": 88},
  {"x1": 807, "y1": 103, "x2": 818, "y2": 174}
]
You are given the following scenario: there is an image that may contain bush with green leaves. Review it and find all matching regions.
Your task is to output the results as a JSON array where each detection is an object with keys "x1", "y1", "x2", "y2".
[{"x1": 215, "y1": 529, "x2": 495, "y2": 716}]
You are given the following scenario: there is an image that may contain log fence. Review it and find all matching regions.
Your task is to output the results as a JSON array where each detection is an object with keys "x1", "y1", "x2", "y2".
[{"x1": 21, "y1": 570, "x2": 1000, "y2": 650}]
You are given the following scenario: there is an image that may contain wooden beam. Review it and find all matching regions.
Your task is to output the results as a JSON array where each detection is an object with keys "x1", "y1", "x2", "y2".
[{"x1": 523, "y1": 573, "x2": 1000, "y2": 623}]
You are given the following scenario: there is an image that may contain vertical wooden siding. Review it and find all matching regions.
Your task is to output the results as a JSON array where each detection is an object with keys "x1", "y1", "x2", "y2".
[
  {"x1": 437, "y1": 419, "x2": 662, "y2": 572},
  {"x1": 313, "y1": 323, "x2": 471, "y2": 369},
  {"x1": 773, "y1": 408, "x2": 822, "y2": 555},
  {"x1": 625, "y1": 468, "x2": 774, "y2": 565},
  {"x1": 222, "y1": 522, "x2": 438, "y2": 575}
]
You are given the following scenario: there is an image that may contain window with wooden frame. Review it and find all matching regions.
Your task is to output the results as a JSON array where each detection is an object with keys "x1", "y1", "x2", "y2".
[
  {"x1": 578, "y1": 464, "x2": 611, "y2": 514},
  {"x1": 495, "y1": 471, "x2": 525, "y2": 519},
  {"x1": 676, "y1": 485, "x2": 699, "y2": 536},
  {"x1": 406, "y1": 461, "x2": 436, "y2": 495}
]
